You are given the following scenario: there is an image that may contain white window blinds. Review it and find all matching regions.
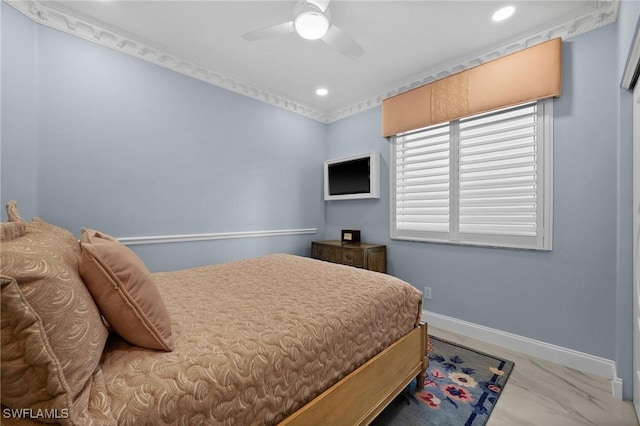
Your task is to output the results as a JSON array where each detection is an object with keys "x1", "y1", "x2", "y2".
[
  {"x1": 395, "y1": 122, "x2": 451, "y2": 234},
  {"x1": 392, "y1": 100, "x2": 552, "y2": 250}
]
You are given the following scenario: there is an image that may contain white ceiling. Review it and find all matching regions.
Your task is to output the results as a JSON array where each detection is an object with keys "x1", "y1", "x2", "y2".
[{"x1": 14, "y1": 1, "x2": 618, "y2": 122}]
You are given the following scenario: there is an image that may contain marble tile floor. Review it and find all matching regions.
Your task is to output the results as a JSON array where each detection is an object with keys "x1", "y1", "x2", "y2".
[{"x1": 429, "y1": 326, "x2": 639, "y2": 426}]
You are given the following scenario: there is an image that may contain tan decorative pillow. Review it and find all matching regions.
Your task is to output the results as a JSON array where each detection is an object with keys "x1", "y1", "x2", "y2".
[
  {"x1": 0, "y1": 219, "x2": 114, "y2": 424},
  {"x1": 5, "y1": 201, "x2": 25, "y2": 223},
  {"x1": 1, "y1": 201, "x2": 27, "y2": 242},
  {"x1": 1, "y1": 276, "x2": 68, "y2": 411},
  {"x1": 0, "y1": 222, "x2": 27, "y2": 242},
  {"x1": 79, "y1": 228, "x2": 175, "y2": 351}
]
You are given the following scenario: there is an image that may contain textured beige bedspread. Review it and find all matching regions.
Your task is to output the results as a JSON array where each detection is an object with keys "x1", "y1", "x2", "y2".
[{"x1": 100, "y1": 254, "x2": 422, "y2": 425}]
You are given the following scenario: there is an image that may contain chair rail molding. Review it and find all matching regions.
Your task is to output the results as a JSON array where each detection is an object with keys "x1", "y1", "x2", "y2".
[
  {"x1": 7, "y1": 0, "x2": 619, "y2": 124},
  {"x1": 117, "y1": 228, "x2": 317, "y2": 246}
]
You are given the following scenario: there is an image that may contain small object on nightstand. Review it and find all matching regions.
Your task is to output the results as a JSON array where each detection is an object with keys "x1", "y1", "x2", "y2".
[{"x1": 341, "y1": 229, "x2": 361, "y2": 244}]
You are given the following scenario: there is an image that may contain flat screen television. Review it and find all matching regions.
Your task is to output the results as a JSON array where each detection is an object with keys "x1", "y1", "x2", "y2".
[{"x1": 324, "y1": 152, "x2": 380, "y2": 201}]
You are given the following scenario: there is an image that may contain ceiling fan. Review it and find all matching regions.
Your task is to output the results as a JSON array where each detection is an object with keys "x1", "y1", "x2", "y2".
[{"x1": 241, "y1": 0, "x2": 364, "y2": 59}]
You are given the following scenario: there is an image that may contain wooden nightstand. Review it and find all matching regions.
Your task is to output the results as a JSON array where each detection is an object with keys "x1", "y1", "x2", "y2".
[{"x1": 311, "y1": 240, "x2": 386, "y2": 273}]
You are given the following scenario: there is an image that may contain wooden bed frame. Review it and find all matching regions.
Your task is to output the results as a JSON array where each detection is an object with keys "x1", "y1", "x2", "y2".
[{"x1": 280, "y1": 322, "x2": 428, "y2": 426}]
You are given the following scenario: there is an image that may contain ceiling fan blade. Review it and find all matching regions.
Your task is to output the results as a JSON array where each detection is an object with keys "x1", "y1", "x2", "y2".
[
  {"x1": 241, "y1": 21, "x2": 295, "y2": 41},
  {"x1": 308, "y1": 0, "x2": 330, "y2": 13},
  {"x1": 321, "y1": 25, "x2": 364, "y2": 59}
]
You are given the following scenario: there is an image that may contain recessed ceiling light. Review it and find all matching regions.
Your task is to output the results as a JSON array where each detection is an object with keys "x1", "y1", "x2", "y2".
[
  {"x1": 492, "y1": 6, "x2": 515, "y2": 22},
  {"x1": 316, "y1": 88, "x2": 329, "y2": 96}
]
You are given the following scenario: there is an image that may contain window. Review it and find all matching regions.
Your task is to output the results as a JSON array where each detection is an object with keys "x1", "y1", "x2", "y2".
[{"x1": 391, "y1": 99, "x2": 552, "y2": 250}]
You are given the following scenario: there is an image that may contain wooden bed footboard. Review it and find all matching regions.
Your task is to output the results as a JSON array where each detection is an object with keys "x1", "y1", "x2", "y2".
[{"x1": 280, "y1": 322, "x2": 428, "y2": 426}]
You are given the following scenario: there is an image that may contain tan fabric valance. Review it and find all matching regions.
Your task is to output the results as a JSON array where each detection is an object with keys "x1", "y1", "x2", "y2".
[{"x1": 381, "y1": 38, "x2": 562, "y2": 137}]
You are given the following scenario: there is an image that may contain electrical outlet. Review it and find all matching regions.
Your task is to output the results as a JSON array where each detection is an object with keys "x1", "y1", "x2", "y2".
[{"x1": 423, "y1": 286, "x2": 432, "y2": 300}]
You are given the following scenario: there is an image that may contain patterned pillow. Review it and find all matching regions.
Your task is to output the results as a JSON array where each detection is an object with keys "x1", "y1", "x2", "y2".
[
  {"x1": 0, "y1": 217, "x2": 114, "y2": 424},
  {"x1": 0, "y1": 222, "x2": 27, "y2": 243},
  {"x1": 5, "y1": 200, "x2": 25, "y2": 223},
  {"x1": 0, "y1": 201, "x2": 27, "y2": 243},
  {"x1": 79, "y1": 228, "x2": 175, "y2": 351}
]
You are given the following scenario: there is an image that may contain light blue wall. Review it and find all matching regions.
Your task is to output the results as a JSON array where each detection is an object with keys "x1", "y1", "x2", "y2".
[
  {"x1": 325, "y1": 107, "x2": 392, "y2": 245},
  {"x1": 614, "y1": 0, "x2": 640, "y2": 401},
  {"x1": 325, "y1": 6, "x2": 640, "y2": 399},
  {"x1": 1, "y1": 3, "x2": 38, "y2": 217},
  {"x1": 1, "y1": 3, "x2": 326, "y2": 271}
]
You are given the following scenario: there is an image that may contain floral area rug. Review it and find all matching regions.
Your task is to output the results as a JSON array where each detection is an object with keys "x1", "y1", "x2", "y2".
[{"x1": 372, "y1": 336, "x2": 514, "y2": 426}]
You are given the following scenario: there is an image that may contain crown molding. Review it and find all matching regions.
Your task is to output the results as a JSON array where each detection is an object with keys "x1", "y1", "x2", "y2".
[
  {"x1": 326, "y1": 0, "x2": 620, "y2": 123},
  {"x1": 7, "y1": 0, "x2": 619, "y2": 124},
  {"x1": 6, "y1": 0, "x2": 333, "y2": 123}
]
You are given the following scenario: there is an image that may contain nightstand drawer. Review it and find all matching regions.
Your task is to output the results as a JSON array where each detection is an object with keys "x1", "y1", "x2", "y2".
[
  {"x1": 312, "y1": 244, "x2": 340, "y2": 263},
  {"x1": 341, "y1": 249, "x2": 364, "y2": 267}
]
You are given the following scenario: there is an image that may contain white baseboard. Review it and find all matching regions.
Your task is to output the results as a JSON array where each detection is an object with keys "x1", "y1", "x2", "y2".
[{"x1": 422, "y1": 310, "x2": 623, "y2": 400}]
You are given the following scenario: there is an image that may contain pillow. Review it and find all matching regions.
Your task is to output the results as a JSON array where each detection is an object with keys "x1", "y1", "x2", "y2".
[
  {"x1": 0, "y1": 201, "x2": 27, "y2": 242},
  {"x1": 0, "y1": 218, "x2": 114, "y2": 424},
  {"x1": 1, "y1": 276, "x2": 67, "y2": 410},
  {"x1": 5, "y1": 200, "x2": 25, "y2": 223},
  {"x1": 0, "y1": 222, "x2": 27, "y2": 242},
  {"x1": 79, "y1": 228, "x2": 174, "y2": 351}
]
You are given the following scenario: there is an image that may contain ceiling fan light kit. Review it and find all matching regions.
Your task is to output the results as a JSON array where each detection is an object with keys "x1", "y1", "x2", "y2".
[{"x1": 294, "y1": 9, "x2": 329, "y2": 40}]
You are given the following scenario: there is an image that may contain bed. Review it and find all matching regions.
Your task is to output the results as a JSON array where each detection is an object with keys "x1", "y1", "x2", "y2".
[{"x1": 1, "y1": 202, "x2": 427, "y2": 425}]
